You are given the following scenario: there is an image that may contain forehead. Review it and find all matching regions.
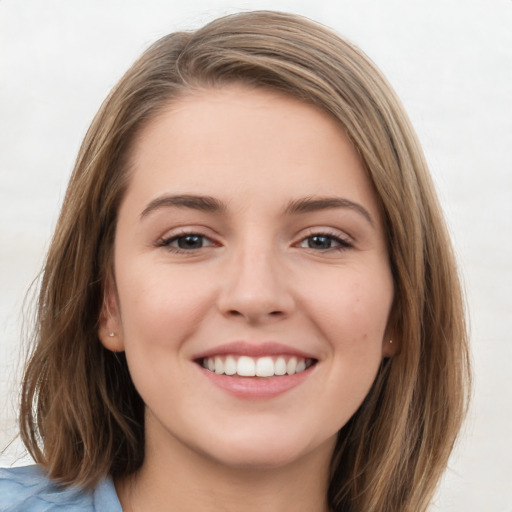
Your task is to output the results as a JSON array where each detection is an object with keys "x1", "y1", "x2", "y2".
[{"x1": 124, "y1": 85, "x2": 380, "y2": 218}]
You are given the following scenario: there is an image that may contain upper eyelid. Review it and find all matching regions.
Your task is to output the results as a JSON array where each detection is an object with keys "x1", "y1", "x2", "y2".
[
  {"x1": 154, "y1": 228, "x2": 218, "y2": 248},
  {"x1": 153, "y1": 226, "x2": 354, "y2": 245},
  {"x1": 160, "y1": 231, "x2": 214, "y2": 242},
  {"x1": 157, "y1": 225, "x2": 218, "y2": 239},
  {"x1": 155, "y1": 234, "x2": 218, "y2": 254},
  {"x1": 296, "y1": 233, "x2": 352, "y2": 247},
  {"x1": 295, "y1": 226, "x2": 353, "y2": 241}
]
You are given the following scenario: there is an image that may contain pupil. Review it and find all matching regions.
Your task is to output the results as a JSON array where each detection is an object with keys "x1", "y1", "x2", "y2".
[
  {"x1": 309, "y1": 236, "x2": 331, "y2": 249},
  {"x1": 178, "y1": 235, "x2": 202, "y2": 249}
]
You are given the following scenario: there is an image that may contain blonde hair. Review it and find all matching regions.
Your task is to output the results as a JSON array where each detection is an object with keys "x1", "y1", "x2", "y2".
[{"x1": 20, "y1": 11, "x2": 470, "y2": 511}]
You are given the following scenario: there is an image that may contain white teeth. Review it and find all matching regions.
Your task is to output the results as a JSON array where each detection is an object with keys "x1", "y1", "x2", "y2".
[
  {"x1": 274, "y1": 356, "x2": 287, "y2": 376},
  {"x1": 203, "y1": 355, "x2": 312, "y2": 377},
  {"x1": 255, "y1": 357, "x2": 274, "y2": 377},
  {"x1": 286, "y1": 357, "x2": 297, "y2": 375},
  {"x1": 214, "y1": 356, "x2": 224, "y2": 375},
  {"x1": 224, "y1": 356, "x2": 237, "y2": 375},
  {"x1": 237, "y1": 356, "x2": 256, "y2": 376},
  {"x1": 295, "y1": 359, "x2": 306, "y2": 373}
]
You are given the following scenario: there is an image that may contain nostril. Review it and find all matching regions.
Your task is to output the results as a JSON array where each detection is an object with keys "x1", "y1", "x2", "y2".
[{"x1": 225, "y1": 309, "x2": 285, "y2": 319}]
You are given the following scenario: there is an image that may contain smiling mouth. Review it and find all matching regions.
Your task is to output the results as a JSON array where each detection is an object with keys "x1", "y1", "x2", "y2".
[{"x1": 199, "y1": 355, "x2": 316, "y2": 377}]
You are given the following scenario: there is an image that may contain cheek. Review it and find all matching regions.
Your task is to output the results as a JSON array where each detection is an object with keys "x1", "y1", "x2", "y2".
[
  {"x1": 305, "y1": 269, "x2": 393, "y2": 349},
  {"x1": 305, "y1": 272, "x2": 392, "y2": 425},
  {"x1": 114, "y1": 266, "x2": 214, "y2": 403},
  {"x1": 116, "y1": 262, "x2": 214, "y2": 348}
]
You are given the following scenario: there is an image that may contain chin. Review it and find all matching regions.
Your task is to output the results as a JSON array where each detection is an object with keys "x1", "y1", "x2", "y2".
[
  {"x1": 214, "y1": 446, "x2": 302, "y2": 470},
  {"x1": 194, "y1": 425, "x2": 336, "y2": 471}
]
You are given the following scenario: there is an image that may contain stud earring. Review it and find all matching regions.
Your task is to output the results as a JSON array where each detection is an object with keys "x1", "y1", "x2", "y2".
[
  {"x1": 108, "y1": 332, "x2": 116, "y2": 337},
  {"x1": 389, "y1": 339, "x2": 393, "y2": 344}
]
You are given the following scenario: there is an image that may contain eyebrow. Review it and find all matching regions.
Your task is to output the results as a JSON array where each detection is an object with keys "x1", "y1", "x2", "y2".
[
  {"x1": 285, "y1": 196, "x2": 374, "y2": 226},
  {"x1": 139, "y1": 193, "x2": 374, "y2": 227},
  {"x1": 140, "y1": 194, "x2": 226, "y2": 219}
]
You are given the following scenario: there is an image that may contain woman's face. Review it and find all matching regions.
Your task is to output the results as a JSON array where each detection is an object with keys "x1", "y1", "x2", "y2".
[{"x1": 100, "y1": 85, "x2": 396, "y2": 471}]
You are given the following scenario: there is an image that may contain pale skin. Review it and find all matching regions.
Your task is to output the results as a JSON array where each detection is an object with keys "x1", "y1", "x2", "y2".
[{"x1": 99, "y1": 85, "x2": 397, "y2": 512}]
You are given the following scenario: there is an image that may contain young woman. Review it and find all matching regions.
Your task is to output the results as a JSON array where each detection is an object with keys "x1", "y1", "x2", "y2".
[{"x1": 0, "y1": 10, "x2": 471, "y2": 512}]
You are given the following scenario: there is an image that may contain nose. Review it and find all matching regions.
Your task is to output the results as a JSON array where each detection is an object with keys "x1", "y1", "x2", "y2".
[{"x1": 217, "y1": 242, "x2": 295, "y2": 324}]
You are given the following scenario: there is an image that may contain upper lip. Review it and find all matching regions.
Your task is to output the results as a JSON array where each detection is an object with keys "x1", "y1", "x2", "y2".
[{"x1": 192, "y1": 341, "x2": 317, "y2": 360}]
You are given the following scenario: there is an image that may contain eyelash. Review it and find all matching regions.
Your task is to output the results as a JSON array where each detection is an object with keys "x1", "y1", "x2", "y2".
[
  {"x1": 297, "y1": 231, "x2": 352, "y2": 251},
  {"x1": 155, "y1": 231, "x2": 216, "y2": 253},
  {"x1": 155, "y1": 230, "x2": 352, "y2": 254}
]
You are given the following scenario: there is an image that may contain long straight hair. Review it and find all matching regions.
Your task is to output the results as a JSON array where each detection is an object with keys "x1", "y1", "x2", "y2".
[{"x1": 19, "y1": 11, "x2": 470, "y2": 511}]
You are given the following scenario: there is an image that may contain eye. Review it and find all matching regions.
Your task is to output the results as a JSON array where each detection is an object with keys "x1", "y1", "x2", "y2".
[
  {"x1": 156, "y1": 233, "x2": 216, "y2": 252},
  {"x1": 298, "y1": 233, "x2": 351, "y2": 251}
]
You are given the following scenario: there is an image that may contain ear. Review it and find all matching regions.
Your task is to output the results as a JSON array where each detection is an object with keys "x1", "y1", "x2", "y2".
[
  {"x1": 382, "y1": 334, "x2": 399, "y2": 358},
  {"x1": 382, "y1": 303, "x2": 400, "y2": 358},
  {"x1": 98, "y1": 277, "x2": 125, "y2": 352}
]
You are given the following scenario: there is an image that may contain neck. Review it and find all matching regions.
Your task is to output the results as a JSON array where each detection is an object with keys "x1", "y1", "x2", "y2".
[{"x1": 116, "y1": 419, "x2": 334, "y2": 512}]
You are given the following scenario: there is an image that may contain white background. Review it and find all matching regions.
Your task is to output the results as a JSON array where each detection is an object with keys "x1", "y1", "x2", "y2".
[{"x1": 1, "y1": 1, "x2": 511, "y2": 510}]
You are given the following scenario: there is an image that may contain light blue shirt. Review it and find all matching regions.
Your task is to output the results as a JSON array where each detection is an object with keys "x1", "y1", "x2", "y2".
[{"x1": 0, "y1": 465, "x2": 122, "y2": 511}]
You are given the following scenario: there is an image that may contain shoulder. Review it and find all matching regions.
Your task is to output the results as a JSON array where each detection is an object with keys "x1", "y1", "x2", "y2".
[{"x1": 0, "y1": 465, "x2": 122, "y2": 512}]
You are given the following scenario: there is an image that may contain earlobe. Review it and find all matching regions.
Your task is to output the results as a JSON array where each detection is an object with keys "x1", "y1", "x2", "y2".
[
  {"x1": 382, "y1": 299, "x2": 401, "y2": 358},
  {"x1": 98, "y1": 281, "x2": 125, "y2": 352},
  {"x1": 99, "y1": 328, "x2": 124, "y2": 352},
  {"x1": 382, "y1": 336, "x2": 399, "y2": 358}
]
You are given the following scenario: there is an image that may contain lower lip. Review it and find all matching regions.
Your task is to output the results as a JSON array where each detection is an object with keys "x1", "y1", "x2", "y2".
[{"x1": 198, "y1": 365, "x2": 314, "y2": 399}]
